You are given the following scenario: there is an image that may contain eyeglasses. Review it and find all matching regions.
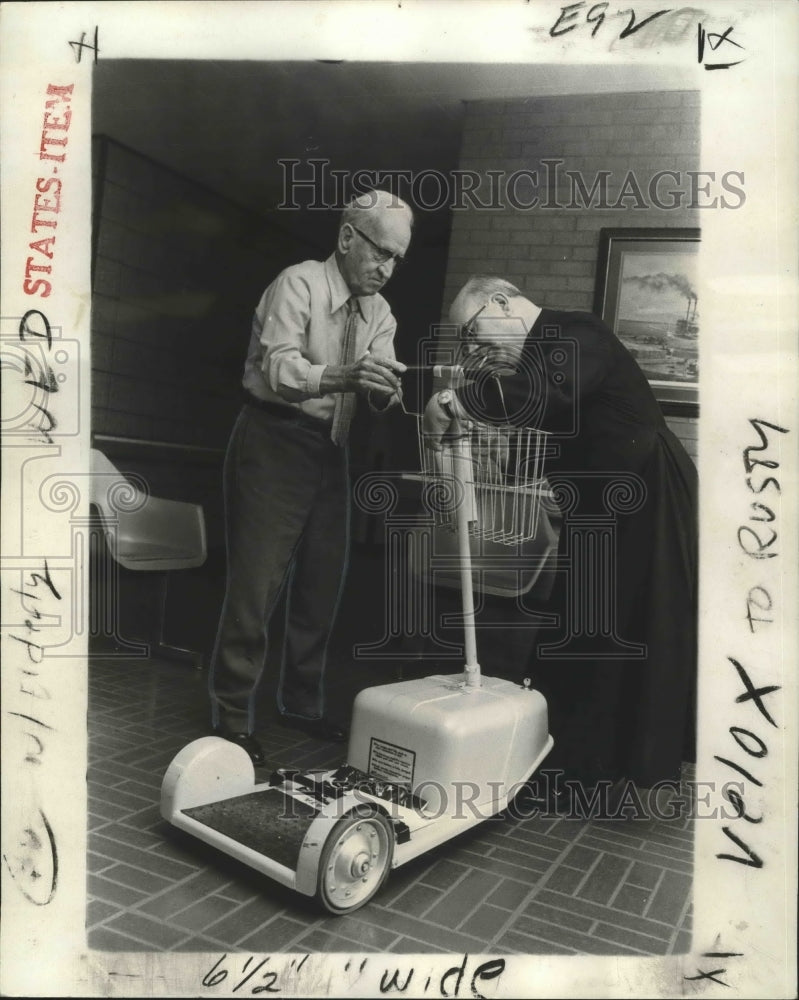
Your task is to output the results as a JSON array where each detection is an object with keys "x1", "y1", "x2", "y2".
[
  {"x1": 460, "y1": 303, "x2": 487, "y2": 342},
  {"x1": 349, "y1": 225, "x2": 405, "y2": 268}
]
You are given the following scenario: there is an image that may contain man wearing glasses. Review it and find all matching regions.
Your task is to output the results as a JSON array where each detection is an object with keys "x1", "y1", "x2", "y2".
[
  {"x1": 209, "y1": 190, "x2": 412, "y2": 762},
  {"x1": 424, "y1": 276, "x2": 698, "y2": 812}
]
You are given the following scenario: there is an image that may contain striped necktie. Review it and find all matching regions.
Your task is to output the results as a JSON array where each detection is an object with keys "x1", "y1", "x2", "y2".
[{"x1": 331, "y1": 297, "x2": 358, "y2": 446}]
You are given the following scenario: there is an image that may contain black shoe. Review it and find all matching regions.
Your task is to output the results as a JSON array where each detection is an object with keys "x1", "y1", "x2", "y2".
[
  {"x1": 284, "y1": 716, "x2": 348, "y2": 743},
  {"x1": 213, "y1": 726, "x2": 265, "y2": 766}
]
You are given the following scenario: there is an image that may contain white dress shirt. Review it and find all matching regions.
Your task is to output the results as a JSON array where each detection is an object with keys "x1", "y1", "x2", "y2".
[{"x1": 243, "y1": 254, "x2": 400, "y2": 425}]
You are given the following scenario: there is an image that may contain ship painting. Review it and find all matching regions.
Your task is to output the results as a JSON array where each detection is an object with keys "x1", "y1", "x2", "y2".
[{"x1": 615, "y1": 251, "x2": 699, "y2": 384}]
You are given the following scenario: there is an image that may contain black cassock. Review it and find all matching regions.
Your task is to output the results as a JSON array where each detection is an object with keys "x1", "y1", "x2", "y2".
[{"x1": 457, "y1": 308, "x2": 698, "y2": 787}]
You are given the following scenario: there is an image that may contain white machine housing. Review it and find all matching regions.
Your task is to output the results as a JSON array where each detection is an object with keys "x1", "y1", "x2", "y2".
[
  {"x1": 348, "y1": 673, "x2": 551, "y2": 818},
  {"x1": 160, "y1": 672, "x2": 553, "y2": 909}
]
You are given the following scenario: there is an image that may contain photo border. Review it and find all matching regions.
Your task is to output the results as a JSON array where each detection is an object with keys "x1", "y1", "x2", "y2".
[{"x1": 1, "y1": 3, "x2": 797, "y2": 998}]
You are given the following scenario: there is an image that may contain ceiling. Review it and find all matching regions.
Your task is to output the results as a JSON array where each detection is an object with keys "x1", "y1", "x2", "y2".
[{"x1": 92, "y1": 59, "x2": 691, "y2": 247}]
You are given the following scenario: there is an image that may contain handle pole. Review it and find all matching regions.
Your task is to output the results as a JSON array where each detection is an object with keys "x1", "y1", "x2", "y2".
[{"x1": 450, "y1": 424, "x2": 481, "y2": 689}]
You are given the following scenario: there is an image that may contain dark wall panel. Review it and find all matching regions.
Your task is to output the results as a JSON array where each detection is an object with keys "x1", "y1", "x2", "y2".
[{"x1": 91, "y1": 136, "x2": 324, "y2": 450}]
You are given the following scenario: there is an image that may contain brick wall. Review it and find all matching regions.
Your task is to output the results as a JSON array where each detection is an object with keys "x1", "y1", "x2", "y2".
[{"x1": 442, "y1": 91, "x2": 700, "y2": 458}]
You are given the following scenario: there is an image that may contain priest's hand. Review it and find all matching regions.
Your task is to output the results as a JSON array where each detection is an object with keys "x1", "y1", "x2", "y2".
[{"x1": 422, "y1": 390, "x2": 465, "y2": 452}]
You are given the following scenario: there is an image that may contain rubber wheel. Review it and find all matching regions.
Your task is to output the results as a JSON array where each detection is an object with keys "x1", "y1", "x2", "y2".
[{"x1": 316, "y1": 805, "x2": 394, "y2": 913}]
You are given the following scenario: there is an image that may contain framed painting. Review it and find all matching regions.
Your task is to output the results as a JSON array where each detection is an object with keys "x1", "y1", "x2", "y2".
[{"x1": 594, "y1": 228, "x2": 700, "y2": 417}]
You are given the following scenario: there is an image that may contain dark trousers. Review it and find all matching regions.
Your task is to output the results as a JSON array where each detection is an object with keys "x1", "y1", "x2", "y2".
[{"x1": 209, "y1": 404, "x2": 349, "y2": 733}]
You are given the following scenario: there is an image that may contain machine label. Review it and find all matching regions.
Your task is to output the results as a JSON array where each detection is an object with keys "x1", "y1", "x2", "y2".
[{"x1": 368, "y1": 738, "x2": 416, "y2": 785}]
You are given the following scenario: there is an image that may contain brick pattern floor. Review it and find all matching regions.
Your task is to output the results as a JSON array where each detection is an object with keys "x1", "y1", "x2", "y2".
[{"x1": 87, "y1": 655, "x2": 693, "y2": 955}]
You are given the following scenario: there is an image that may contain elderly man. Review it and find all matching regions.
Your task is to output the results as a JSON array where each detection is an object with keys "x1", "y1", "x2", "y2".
[
  {"x1": 424, "y1": 276, "x2": 697, "y2": 801},
  {"x1": 210, "y1": 190, "x2": 412, "y2": 762}
]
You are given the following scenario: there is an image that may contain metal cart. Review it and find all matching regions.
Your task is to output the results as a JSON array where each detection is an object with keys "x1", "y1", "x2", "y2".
[{"x1": 161, "y1": 375, "x2": 554, "y2": 913}]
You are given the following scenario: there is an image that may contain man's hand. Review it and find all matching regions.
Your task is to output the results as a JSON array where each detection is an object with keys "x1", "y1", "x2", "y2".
[
  {"x1": 321, "y1": 354, "x2": 406, "y2": 398},
  {"x1": 349, "y1": 353, "x2": 406, "y2": 397}
]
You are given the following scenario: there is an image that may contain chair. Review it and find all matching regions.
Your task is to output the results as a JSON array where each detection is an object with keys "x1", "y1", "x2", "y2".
[{"x1": 90, "y1": 448, "x2": 208, "y2": 666}]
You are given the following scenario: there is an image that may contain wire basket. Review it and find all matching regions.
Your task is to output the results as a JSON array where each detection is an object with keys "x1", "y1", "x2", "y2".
[{"x1": 419, "y1": 418, "x2": 551, "y2": 545}]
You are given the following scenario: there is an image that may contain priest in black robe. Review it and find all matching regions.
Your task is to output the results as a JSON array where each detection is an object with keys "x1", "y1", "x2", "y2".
[{"x1": 424, "y1": 275, "x2": 698, "y2": 796}]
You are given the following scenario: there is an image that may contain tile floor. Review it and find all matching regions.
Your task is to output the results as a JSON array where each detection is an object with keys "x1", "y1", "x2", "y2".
[{"x1": 87, "y1": 651, "x2": 694, "y2": 956}]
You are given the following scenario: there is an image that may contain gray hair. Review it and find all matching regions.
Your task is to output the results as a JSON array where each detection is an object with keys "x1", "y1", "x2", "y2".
[
  {"x1": 340, "y1": 189, "x2": 415, "y2": 232},
  {"x1": 461, "y1": 275, "x2": 524, "y2": 301}
]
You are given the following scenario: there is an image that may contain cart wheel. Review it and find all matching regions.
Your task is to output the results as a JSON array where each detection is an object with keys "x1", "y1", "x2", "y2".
[{"x1": 317, "y1": 805, "x2": 394, "y2": 913}]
